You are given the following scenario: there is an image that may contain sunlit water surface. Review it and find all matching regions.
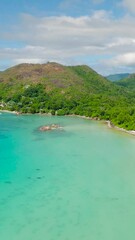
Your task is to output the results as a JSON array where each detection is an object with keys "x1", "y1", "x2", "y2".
[{"x1": 0, "y1": 113, "x2": 135, "y2": 240}]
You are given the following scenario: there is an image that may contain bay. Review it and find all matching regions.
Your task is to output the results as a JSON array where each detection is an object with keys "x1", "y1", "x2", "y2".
[{"x1": 0, "y1": 113, "x2": 135, "y2": 240}]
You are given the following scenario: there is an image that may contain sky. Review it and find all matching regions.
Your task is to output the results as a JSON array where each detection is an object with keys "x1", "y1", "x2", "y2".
[{"x1": 1, "y1": 0, "x2": 135, "y2": 75}]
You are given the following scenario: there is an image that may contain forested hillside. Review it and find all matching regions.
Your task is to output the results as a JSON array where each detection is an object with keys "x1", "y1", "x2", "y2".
[{"x1": 0, "y1": 62, "x2": 135, "y2": 130}]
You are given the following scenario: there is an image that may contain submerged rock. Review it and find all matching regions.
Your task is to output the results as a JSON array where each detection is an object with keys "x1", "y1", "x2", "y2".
[
  {"x1": 4, "y1": 181, "x2": 12, "y2": 184},
  {"x1": 37, "y1": 176, "x2": 42, "y2": 179},
  {"x1": 39, "y1": 124, "x2": 62, "y2": 132}
]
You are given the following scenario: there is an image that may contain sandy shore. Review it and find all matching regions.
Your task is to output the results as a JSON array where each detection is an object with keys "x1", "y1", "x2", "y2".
[
  {"x1": 106, "y1": 120, "x2": 135, "y2": 136},
  {"x1": 0, "y1": 110, "x2": 20, "y2": 114},
  {"x1": 66, "y1": 114, "x2": 100, "y2": 121}
]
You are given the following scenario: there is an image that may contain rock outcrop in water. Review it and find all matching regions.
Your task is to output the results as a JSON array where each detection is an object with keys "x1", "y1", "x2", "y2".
[{"x1": 39, "y1": 124, "x2": 62, "y2": 131}]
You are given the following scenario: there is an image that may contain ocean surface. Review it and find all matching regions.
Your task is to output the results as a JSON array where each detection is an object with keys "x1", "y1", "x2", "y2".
[{"x1": 0, "y1": 112, "x2": 135, "y2": 240}]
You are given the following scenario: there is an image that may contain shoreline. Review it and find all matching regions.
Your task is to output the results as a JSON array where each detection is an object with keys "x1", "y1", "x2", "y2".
[
  {"x1": 0, "y1": 110, "x2": 20, "y2": 114},
  {"x1": 106, "y1": 120, "x2": 135, "y2": 136},
  {"x1": 0, "y1": 109, "x2": 135, "y2": 136},
  {"x1": 68, "y1": 115, "x2": 135, "y2": 136}
]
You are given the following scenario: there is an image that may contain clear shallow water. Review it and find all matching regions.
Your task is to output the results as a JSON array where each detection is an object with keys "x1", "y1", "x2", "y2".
[{"x1": 0, "y1": 113, "x2": 135, "y2": 240}]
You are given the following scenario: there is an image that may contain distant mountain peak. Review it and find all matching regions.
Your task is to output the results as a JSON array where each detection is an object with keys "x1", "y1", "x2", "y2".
[{"x1": 106, "y1": 73, "x2": 130, "y2": 82}]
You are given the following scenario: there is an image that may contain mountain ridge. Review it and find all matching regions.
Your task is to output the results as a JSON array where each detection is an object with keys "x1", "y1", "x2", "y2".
[
  {"x1": 115, "y1": 73, "x2": 135, "y2": 89},
  {"x1": 106, "y1": 73, "x2": 130, "y2": 82}
]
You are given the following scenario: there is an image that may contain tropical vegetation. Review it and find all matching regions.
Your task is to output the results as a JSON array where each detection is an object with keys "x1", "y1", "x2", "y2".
[{"x1": 0, "y1": 62, "x2": 135, "y2": 130}]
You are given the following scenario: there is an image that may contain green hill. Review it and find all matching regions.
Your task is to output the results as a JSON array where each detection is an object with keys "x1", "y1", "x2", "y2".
[
  {"x1": 0, "y1": 62, "x2": 115, "y2": 93},
  {"x1": 0, "y1": 62, "x2": 135, "y2": 130},
  {"x1": 115, "y1": 73, "x2": 135, "y2": 89},
  {"x1": 106, "y1": 73, "x2": 129, "y2": 82}
]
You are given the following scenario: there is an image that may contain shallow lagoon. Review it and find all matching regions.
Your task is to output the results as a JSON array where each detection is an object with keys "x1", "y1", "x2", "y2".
[{"x1": 0, "y1": 113, "x2": 135, "y2": 240}]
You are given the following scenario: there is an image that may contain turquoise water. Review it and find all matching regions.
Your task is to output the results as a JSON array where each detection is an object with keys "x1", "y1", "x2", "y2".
[{"x1": 0, "y1": 113, "x2": 135, "y2": 240}]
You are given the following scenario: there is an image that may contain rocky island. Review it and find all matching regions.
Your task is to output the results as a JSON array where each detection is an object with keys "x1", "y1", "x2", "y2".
[{"x1": 39, "y1": 124, "x2": 62, "y2": 131}]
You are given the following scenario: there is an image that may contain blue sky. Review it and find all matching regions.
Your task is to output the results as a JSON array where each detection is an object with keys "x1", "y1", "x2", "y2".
[{"x1": 0, "y1": 0, "x2": 135, "y2": 74}]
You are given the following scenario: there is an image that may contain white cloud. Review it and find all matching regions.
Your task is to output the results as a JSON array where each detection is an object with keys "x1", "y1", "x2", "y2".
[
  {"x1": 122, "y1": 0, "x2": 135, "y2": 12},
  {"x1": 1, "y1": 12, "x2": 135, "y2": 74},
  {"x1": 108, "y1": 53, "x2": 135, "y2": 66},
  {"x1": 101, "y1": 52, "x2": 135, "y2": 74}
]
